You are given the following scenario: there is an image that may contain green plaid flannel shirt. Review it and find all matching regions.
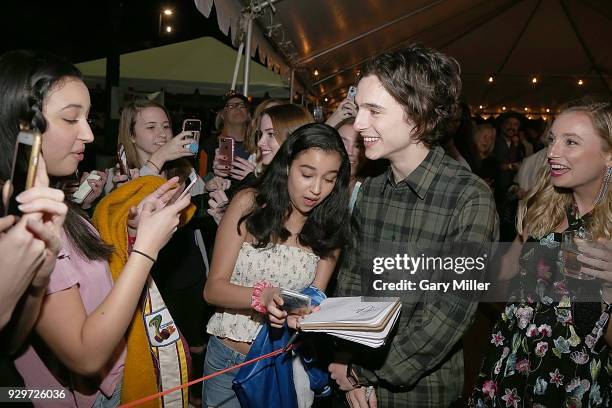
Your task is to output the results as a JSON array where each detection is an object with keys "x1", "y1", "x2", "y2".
[{"x1": 335, "y1": 146, "x2": 499, "y2": 407}]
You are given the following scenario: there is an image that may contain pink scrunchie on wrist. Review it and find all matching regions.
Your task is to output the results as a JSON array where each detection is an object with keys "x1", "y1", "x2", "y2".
[{"x1": 251, "y1": 280, "x2": 274, "y2": 313}]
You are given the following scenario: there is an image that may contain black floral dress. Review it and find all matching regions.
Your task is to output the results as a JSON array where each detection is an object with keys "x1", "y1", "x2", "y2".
[{"x1": 472, "y1": 207, "x2": 612, "y2": 407}]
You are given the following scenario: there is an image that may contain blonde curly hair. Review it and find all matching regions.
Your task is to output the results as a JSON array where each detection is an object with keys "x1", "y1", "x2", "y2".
[{"x1": 517, "y1": 100, "x2": 612, "y2": 240}]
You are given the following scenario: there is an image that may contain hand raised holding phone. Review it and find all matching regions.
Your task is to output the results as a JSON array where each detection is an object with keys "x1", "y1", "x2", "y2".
[
  {"x1": 324, "y1": 93, "x2": 358, "y2": 128},
  {"x1": 147, "y1": 132, "x2": 196, "y2": 172},
  {"x1": 0, "y1": 156, "x2": 68, "y2": 325}
]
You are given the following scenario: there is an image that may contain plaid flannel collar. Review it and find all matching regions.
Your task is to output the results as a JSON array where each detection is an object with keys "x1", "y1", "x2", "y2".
[{"x1": 381, "y1": 145, "x2": 446, "y2": 200}]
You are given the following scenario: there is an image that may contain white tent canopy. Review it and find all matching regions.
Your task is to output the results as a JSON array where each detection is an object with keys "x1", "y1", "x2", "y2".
[{"x1": 76, "y1": 36, "x2": 289, "y2": 97}]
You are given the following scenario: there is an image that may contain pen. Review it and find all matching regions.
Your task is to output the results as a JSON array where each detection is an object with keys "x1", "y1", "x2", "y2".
[{"x1": 283, "y1": 331, "x2": 300, "y2": 352}]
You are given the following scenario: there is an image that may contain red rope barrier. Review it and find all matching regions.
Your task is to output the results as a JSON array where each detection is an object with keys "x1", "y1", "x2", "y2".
[{"x1": 118, "y1": 344, "x2": 295, "y2": 408}]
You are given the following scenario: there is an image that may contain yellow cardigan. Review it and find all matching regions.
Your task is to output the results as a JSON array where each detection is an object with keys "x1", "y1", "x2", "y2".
[{"x1": 92, "y1": 176, "x2": 195, "y2": 407}]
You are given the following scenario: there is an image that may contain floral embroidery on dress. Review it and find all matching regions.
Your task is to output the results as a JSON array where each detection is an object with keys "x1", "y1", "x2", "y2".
[
  {"x1": 207, "y1": 242, "x2": 319, "y2": 342},
  {"x1": 470, "y1": 207, "x2": 612, "y2": 407}
]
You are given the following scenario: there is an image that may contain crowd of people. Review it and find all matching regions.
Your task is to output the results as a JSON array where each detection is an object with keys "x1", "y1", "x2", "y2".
[{"x1": 0, "y1": 44, "x2": 611, "y2": 408}]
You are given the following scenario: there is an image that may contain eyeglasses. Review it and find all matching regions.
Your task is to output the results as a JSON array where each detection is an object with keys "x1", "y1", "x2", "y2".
[{"x1": 226, "y1": 103, "x2": 247, "y2": 110}]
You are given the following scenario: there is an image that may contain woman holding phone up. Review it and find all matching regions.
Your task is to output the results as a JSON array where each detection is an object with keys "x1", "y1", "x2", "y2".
[
  {"x1": 0, "y1": 50, "x2": 190, "y2": 407},
  {"x1": 203, "y1": 123, "x2": 350, "y2": 407},
  {"x1": 115, "y1": 99, "x2": 215, "y2": 406}
]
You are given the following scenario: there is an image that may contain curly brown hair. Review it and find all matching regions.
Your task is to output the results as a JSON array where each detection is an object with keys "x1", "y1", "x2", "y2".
[{"x1": 360, "y1": 45, "x2": 462, "y2": 147}]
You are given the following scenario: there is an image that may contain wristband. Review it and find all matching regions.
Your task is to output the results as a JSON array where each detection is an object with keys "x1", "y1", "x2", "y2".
[
  {"x1": 251, "y1": 280, "x2": 273, "y2": 313},
  {"x1": 131, "y1": 249, "x2": 156, "y2": 263}
]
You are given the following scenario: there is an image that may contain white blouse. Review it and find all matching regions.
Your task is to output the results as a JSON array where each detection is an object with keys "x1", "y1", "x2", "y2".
[{"x1": 207, "y1": 242, "x2": 319, "y2": 342}]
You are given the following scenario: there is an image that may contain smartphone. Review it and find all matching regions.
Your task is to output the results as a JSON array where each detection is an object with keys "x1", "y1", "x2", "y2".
[
  {"x1": 177, "y1": 172, "x2": 198, "y2": 201},
  {"x1": 347, "y1": 85, "x2": 357, "y2": 101},
  {"x1": 218, "y1": 137, "x2": 234, "y2": 167},
  {"x1": 313, "y1": 106, "x2": 324, "y2": 122},
  {"x1": 280, "y1": 289, "x2": 311, "y2": 314},
  {"x1": 5, "y1": 130, "x2": 42, "y2": 216},
  {"x1": 182, "y1": 119, "x2": 201, "y2": 142},
  {"x1": 117, "y1": 144, "x2": 131, "y2": 180},
  {"x1": 72, "y1": 171, "x2": 102, "y2": 204}
]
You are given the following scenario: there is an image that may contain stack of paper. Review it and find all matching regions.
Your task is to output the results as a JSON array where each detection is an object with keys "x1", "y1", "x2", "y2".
[{"x1": 299, "y1": 297, "x2": 401, "y2": 348}]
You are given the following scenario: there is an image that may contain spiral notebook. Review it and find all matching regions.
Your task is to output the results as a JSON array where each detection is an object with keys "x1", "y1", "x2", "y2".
[{"x1": 299, "y1": 297, "x2": 402, "y2": 348}]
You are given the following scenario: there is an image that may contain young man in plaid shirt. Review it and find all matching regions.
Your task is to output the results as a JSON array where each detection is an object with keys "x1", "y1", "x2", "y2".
[{"x1": 328, "y1": 46, "x2": 499, "y2": 407}]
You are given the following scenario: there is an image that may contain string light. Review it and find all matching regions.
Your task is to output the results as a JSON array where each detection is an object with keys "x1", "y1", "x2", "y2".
[
  {"x1": 546, "y1": 108, "x2": 550, "y2": 113},
  {"x1": 314, "y1": 69, "x2": 319, "y2": 76},
  {"x1": 502, "y1": 106, "x2": 506, "y2": 111},
  {"x1": 488, "y1": 76, "x2": 494, "y2": 83},
  {"x1": 479, "y1": 105, "x2": 483, "y2": 109},
  {"x1": 524, "y1": 107, "x2": 529, "y2": 112},
  {"x1": 163, "y1": 8, "x2": 173, "y2": 15},
  {"x1": 165, "y1": 26, "x2": 173, "y2": 33},
  {"x1": 578, "y1": 79, "x2": 584, "y2": 86},
  {"x1": 531, "y1": 77, "x2": 538, "y2": 84},
  {"x1": 324, "y1": 97, "x2": 328, "y2": 102}
]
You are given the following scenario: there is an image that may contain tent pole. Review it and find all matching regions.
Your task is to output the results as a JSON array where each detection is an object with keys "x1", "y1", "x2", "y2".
[
  {"x1": 243, "y1": 14, "x2": 254, "y2": 97},
  {"x1": 231, "y1": 42, "x2": 244, "y2": 91}
]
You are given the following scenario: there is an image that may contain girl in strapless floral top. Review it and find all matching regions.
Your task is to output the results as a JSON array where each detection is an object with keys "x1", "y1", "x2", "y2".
[{"x1": 203, "y1": 123, "x2": 351, "y2": 407}]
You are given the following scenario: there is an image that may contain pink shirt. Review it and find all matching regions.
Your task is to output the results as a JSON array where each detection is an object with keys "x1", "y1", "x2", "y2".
[{"x1": 15, "y1": 228, "x2": 126, "y2": 408}]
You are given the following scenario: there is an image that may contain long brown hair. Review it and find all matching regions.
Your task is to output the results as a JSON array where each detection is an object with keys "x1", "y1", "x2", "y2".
[
  {"x1": 245, "y1": 98, "x2": 285, "y2": 154},
  {"x1": 0, "y1": 50, "x2": 112, "y2": 261},
  {"x1": 118, "y1": 99, "x2": 191, "y2": 182},
  {"x1": 517, "y1": 100, "x2": 612, "y2": 240},
  {"x1": 255, "y1": 104, "x2": 314, "y2": 172}
]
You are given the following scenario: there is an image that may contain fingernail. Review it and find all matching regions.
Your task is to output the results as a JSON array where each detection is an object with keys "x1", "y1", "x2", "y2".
[
  {"x1": 15, "y1": 192, "x2": 28, "y2": 203},
  {"x1": 18, "y1": 204, "x2": 31, "y2": 211}
]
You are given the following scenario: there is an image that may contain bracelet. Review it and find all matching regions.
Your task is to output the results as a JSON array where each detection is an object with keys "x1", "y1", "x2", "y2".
[
  {"x1": 251, "y1": 280, "x2": 273, "y2": 313},
  {"x1": 146, "y1": 160, "x2": 161, "y2": 172},
  {"x1": 131, "y1": 249, "x2": 156, "y2": 263}
]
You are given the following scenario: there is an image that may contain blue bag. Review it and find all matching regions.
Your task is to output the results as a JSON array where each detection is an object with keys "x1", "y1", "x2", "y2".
[{"x1": 232, "y1": 286, "x2": 329, "y2": 407}]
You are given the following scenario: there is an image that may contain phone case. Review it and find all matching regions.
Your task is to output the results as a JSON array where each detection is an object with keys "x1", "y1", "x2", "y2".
[
  {"x1": 280, "y1": 289, "x2": 311, "y2": 313},
  {"x1": 182, "y1": 119, "x2": 201, "y2": 142},
  {"x1": 72, "y1": 172, "x2": 102, "y2": 204},
  {"x1": 117, "y1": 145, "x2": 131, "y2": 179},
  {"x1": 218, "y1": 138, "x2": 234, "y2": 166},
  {"x1": 347, "y1": 86, "x2": 357, "y2": 101},
  {"x1": 6, "y1": 130, "x2": 42, "y2": 216}
]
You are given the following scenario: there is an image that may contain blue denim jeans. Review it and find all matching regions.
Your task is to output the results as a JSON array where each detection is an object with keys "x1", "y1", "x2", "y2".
[
  {"x1": 202, "y1": 336, "x2": 246, "y2": 408},
  {"x1": 93, "y1": 378, "x2": 122, "y2": 408}
]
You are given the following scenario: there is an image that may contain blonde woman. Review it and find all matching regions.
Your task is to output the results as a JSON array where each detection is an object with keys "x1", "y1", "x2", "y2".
[
  {"x1": 109, "y1": 100, "x2": 195, "y2": 189},
  {"x1": 472, "y1": 100, "x2": 612, "y2": 407}
]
